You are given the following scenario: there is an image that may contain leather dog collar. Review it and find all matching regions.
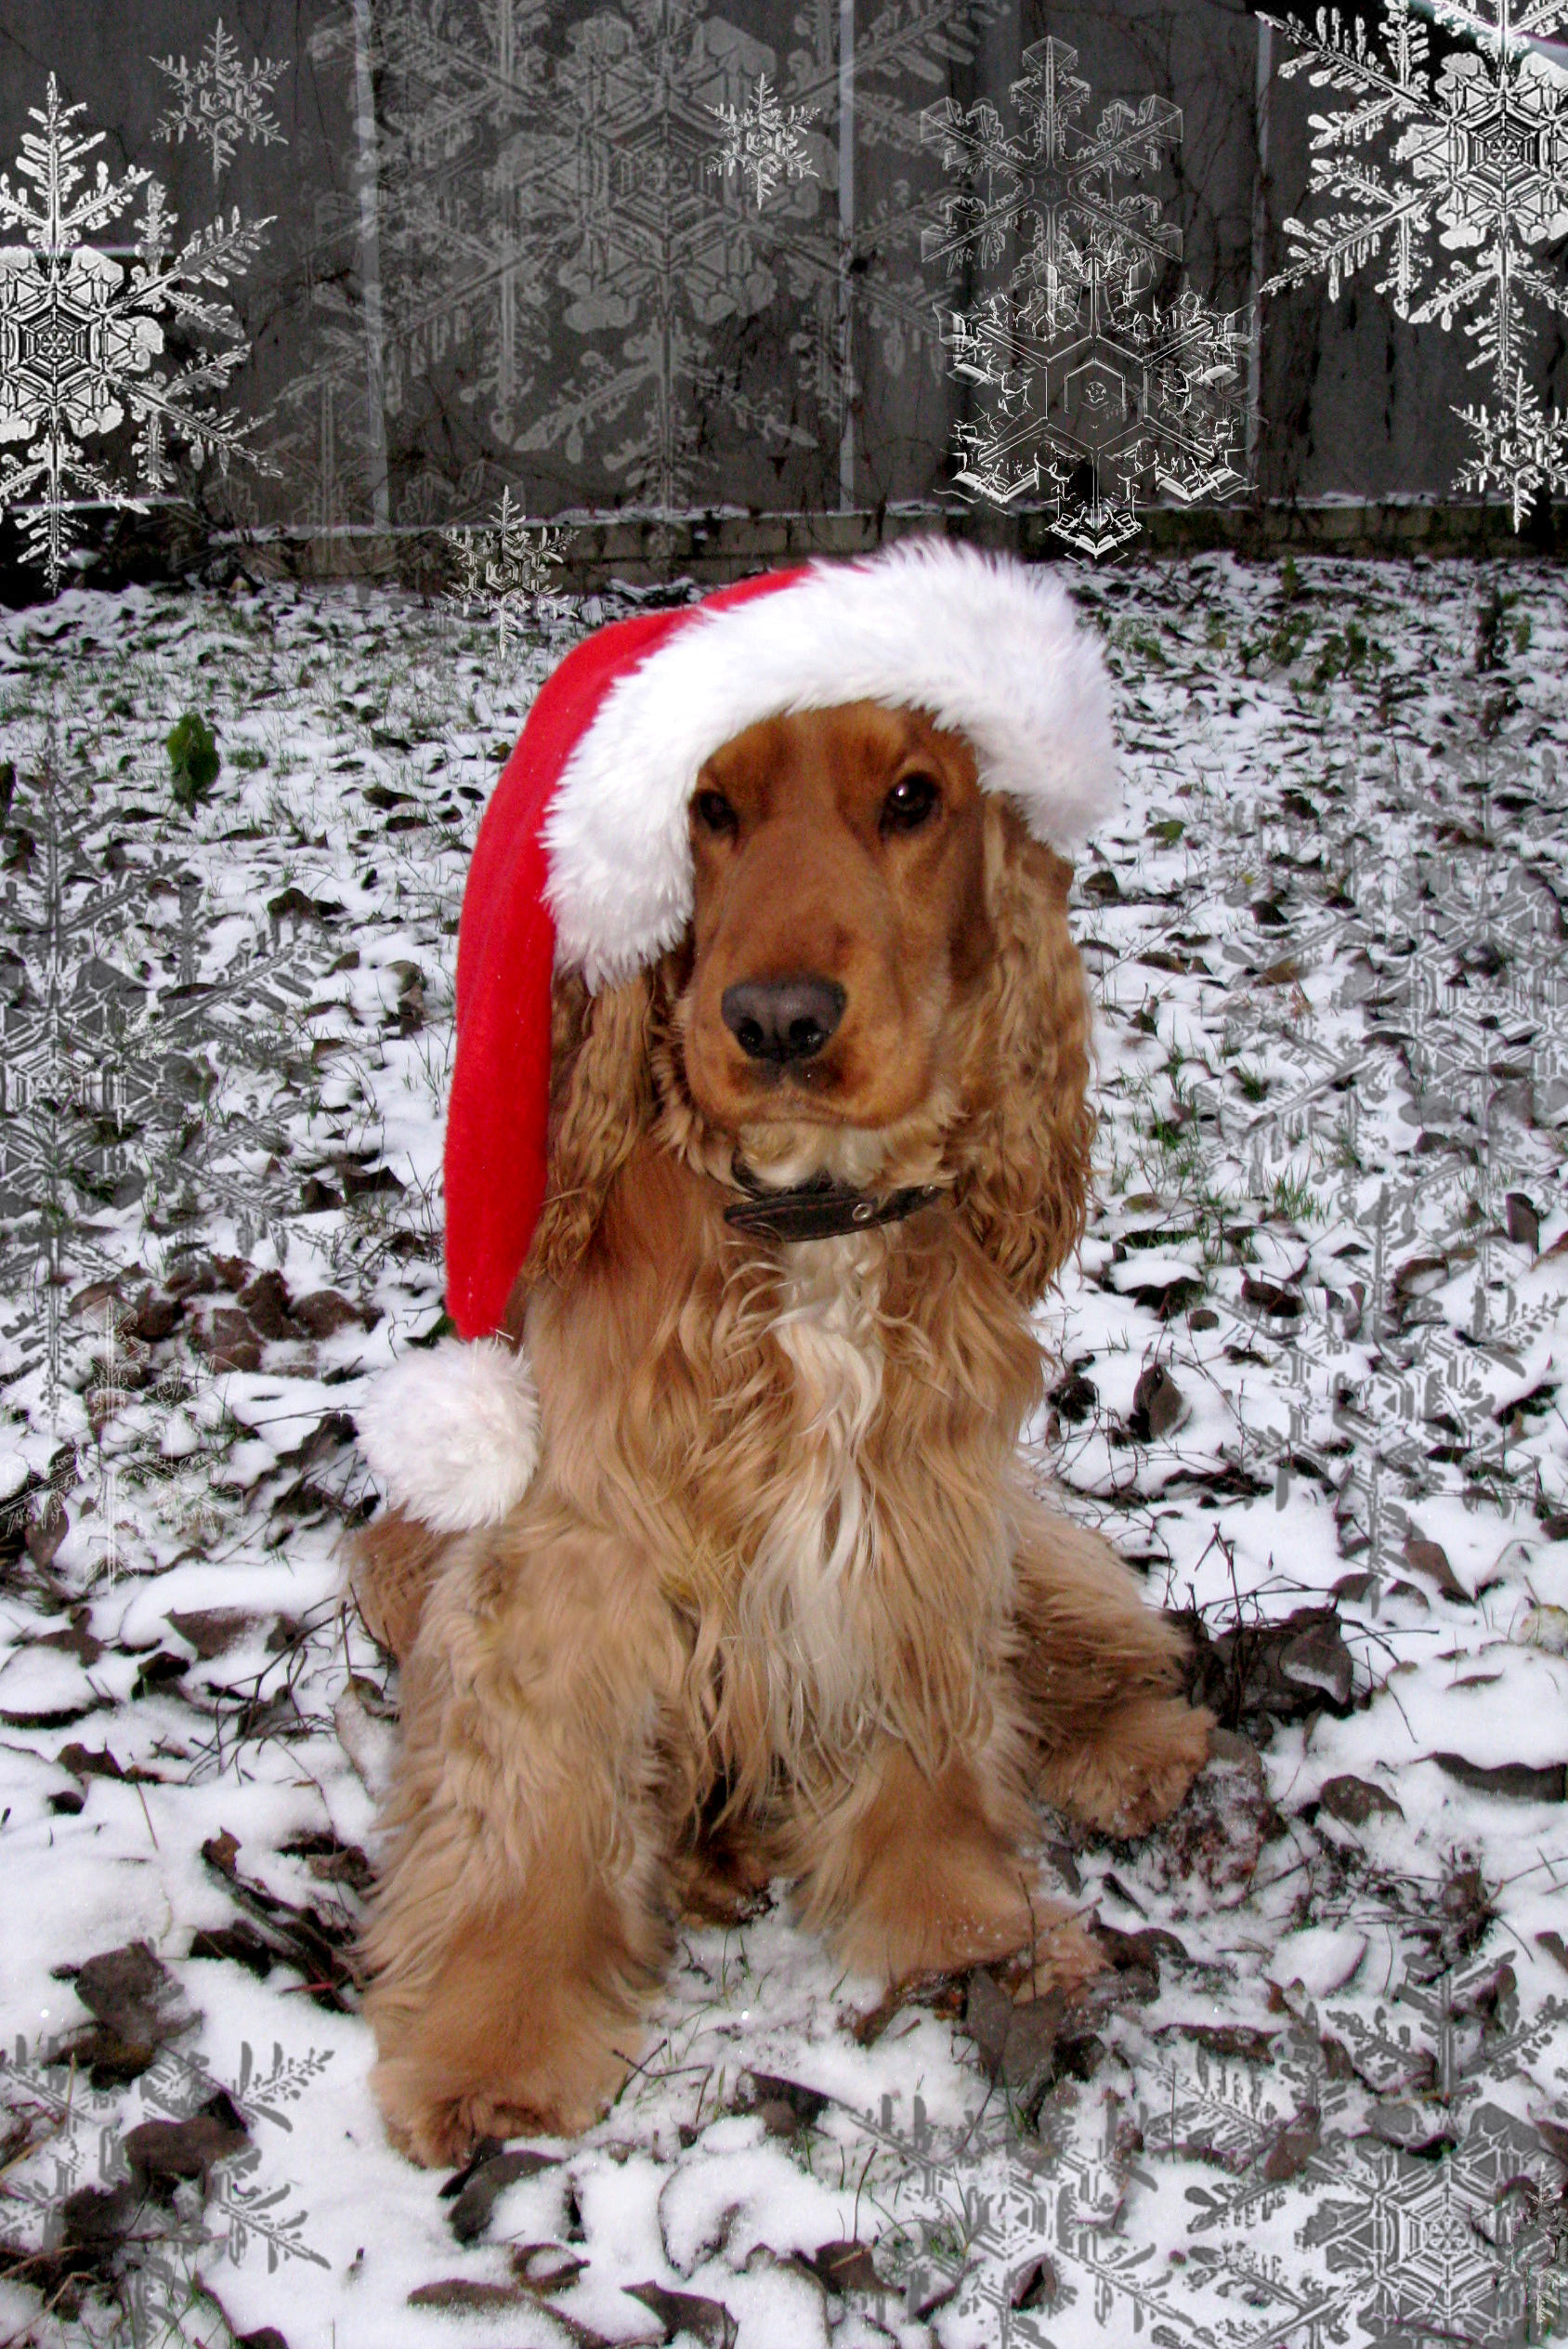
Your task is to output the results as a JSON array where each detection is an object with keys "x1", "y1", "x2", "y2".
[{"x1": 723, "y1": 1165, "x2": 946, "y2": 1243}]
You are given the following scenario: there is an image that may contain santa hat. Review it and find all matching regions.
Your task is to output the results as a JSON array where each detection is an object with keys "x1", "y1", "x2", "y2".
[{"x1": 357, "y1": 536, "x2": 1118, "y2": 1533}]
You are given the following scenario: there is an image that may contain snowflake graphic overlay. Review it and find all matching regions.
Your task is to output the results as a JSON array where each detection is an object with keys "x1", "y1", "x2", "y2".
[
  {"x1": 1295, "y1": 1960, "x2": 1568, "y2": 2341},
  {"x1": 710, "y1": 72, "x2": 820, "y2": 207},
  {"x1": 851, "y1": 2091, "x2": 1074, "y2": 2343},
  {"x1": 847, "y1": 2079, "x2": 1274, "y2": 2346},
  {"x1": 1261, "y1": 0, "x2": 1568, "y2": 524},
  {"x1": 1144, "y1": 1963, "x2": 1568, "y2": 2342},
  {"x1": 1457, "y1": 363, "x2": 1568, "y2": 526},
  {"x1": 0, "y1": 739, "x2": 331, "y2": 1437},
  {"x1": 1169, "y1": 723, "x2": 1568, "y2": 1582},
  {"x1": 2, "y1": 2028, "x2": 332, "y2": 2342},
  {"x1": 153, "y1": 18, "x2": 290, "y2": 187},
  {"x1": 296, "y1": 0, "x2": 1011, "y2": 527},
  {"x1": 445, "y1": 492, "x2": 573, "y2": 659},
  {"x1": 497, "y1": 0, "x2": 822, "y2": 519},
  {"x1": 847, "y1": 1960, "x2": 1568, "y2": 2345},
  {"x1": 0, "y1": 77, "x2": 275, "y2": 593},
  {"x1": 921, "y1": 38, "x2": 1249, "y2": 557}
]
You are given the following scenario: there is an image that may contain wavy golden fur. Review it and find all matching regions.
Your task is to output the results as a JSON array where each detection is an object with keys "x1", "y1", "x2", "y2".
[{"x1": 353, "y1": 700, "x2": 1211, "y2": 2166}]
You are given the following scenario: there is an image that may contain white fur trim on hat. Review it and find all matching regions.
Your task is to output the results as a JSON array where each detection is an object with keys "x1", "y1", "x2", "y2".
[
  {"x1": 542, "y1": 538, "x2": 1118, "y2": 990},
  {"x1": 357, "y1": 1338, "x2": 540, "y2": 1533}
]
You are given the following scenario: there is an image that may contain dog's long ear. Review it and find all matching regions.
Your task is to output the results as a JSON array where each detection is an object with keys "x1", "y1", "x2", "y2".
[
  {"x1": 950, "y1": 798, "x2": 1094, "y2": 1306},
  {"x1": 516, "y1": 965, "x2": 657, "y2": 1295}
]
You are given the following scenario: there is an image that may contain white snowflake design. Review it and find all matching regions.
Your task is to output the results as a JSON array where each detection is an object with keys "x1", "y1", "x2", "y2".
[
  {"x1": 1457, "y1": 364, "x2": 1568, "y2": 525},
  {"x1": 294, "y1": 0, "x2": 1012, "y2": 527},
  {"x1": 855, "y1": 2074, "x2": 1311, "y2": 2345},
  {"x1": 1261, "y1": 0, "x2": 1568, "y2": 527},
  {"x1": 921, "y1": 38, "x2": 1249, "y2": 557},
  {"x1": 2, "y1": 2027, "x2": 332, "y2": 2338},
  {"x1": 846, "y1": 1952, "x2": 1568, "y2": 2349},
  {"x1": 709, "y1": 71, "x2": 820, "y2": 207},
  {"x1": 1195, "y1": 730, "x2": 1568, "y2": 1581},
  {"x1": 0, "y1": 78, "x2": 274, "y2": 594},
  {"x1": 445, "y1": 492, "x2": 573, "y2": 659},
  {"x1": 153, "y1": 17, "x2": 290, "y2": 186},
  {"x1": 0, "y1": 738, "x2": 331, "y2": 1433}
]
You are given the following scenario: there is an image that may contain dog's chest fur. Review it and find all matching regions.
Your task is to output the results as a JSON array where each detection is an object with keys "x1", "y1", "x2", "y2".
[{"x1": 737, "y1": 1233, "x2": 885, "y2": 1741}]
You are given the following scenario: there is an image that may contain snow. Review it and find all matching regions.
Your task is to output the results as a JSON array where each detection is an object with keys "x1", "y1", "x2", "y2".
[
  {"x1": 1, "y1": 555, "x2": 1566, "y2": 2345},
  {"x1": 1265, "y1": 1926, "x2": 1370, "y2": 1999}
]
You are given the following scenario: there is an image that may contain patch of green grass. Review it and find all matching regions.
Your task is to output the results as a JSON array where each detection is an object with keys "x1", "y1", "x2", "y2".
[
  {"x1": 166, "y1": 710, "x2": 220, "y2": 811},
  {"x1": 1270, "y1": 1170, "x2": 1319, "y2": 1225},
  {"x1": 1265, "y1": 609, "x2": 1313, "y2": 669},
  {"x1": 1235, "y1": 1065, "x2": 1270, "y2": 1103},
  {"x1": 1140, "y1": 1084, "x2": 1203, "y2": 1180},
  {"x1": 1311, "y1": 619, "x2": 1385, "y2": 689}
]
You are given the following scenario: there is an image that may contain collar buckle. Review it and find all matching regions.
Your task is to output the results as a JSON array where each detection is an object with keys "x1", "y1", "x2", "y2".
[{"x1": 723, "y1": 1170, "x2": 946, "y2": 1243}]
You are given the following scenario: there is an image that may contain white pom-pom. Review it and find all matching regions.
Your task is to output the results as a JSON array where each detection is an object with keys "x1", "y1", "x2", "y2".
[{"x1": 356, "y1": 1337, "x2": 541, "y2": 1532}]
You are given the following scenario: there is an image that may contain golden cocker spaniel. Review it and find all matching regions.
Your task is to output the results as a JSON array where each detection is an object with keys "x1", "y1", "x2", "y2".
[{"x1": 351, "y1": 596, "x2": 1211, "y2": 2169}]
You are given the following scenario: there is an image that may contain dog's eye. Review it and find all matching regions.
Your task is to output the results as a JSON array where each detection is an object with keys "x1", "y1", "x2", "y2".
[
  {"x1": 881, "y1": 773, "x2": 940, "y2": 835},
  {"x1": 692, "y1": 788, "x2": 738, "y2": 838}
]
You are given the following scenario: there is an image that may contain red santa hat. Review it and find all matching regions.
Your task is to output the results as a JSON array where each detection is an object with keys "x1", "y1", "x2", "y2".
[{"x1": 356, "y1": 536, "x2": 1118, "y2": 1533}]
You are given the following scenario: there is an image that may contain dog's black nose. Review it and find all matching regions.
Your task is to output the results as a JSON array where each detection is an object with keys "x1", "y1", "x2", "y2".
[{"x1": 721, "y1": 976, "x2": 846, "y2": 1064}]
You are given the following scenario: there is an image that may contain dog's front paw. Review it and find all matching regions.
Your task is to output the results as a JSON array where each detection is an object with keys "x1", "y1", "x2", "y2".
[
  {"x1": 1040, "y1": 1697, "x2": 1213, "y2": 1839},
  {"x1": 1008, "y1": 1910, "x2": 1106, "y2": 2004},
  {"x1": 373, "y1": 2056, "x2": 598, "y2": 2170}
]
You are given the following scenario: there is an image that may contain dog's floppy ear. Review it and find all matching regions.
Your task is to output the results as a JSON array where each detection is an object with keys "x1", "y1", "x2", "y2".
[
  {"x1": 950, "y1": 798, "x2": 1094, "y2": 1306},
  {"x1": 516, "y1": 965, "x2": 657, "y2": 1296}
]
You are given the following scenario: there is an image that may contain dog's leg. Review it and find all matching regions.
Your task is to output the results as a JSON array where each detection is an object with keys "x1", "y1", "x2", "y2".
[
  {"x1": 362, "y1": 1514, "x2": 686, "y2": 2167},
  {"x1": 787, "y1": 1731, "x2": 1103, "y2": 1996},
  {"x1": 672, "y1": 1778, "x2": 781, "y2": 1926},
  {"x1": 347, "y1": 1507, "x2": 451, "y2": 1664},
  {"x1": 1012, "y1": 1506, "x2": 1212, "y2": 1837}
]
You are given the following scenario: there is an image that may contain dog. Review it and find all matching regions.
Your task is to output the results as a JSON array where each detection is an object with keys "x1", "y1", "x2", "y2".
[{"x1": 350, "y1": 682, "x2": 1213, "y2": 2168}]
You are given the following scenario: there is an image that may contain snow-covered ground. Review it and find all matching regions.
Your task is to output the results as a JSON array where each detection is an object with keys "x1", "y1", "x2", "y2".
[{"x1": 1, "y1": 553, "x2": 1565, "y2": 2348}]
